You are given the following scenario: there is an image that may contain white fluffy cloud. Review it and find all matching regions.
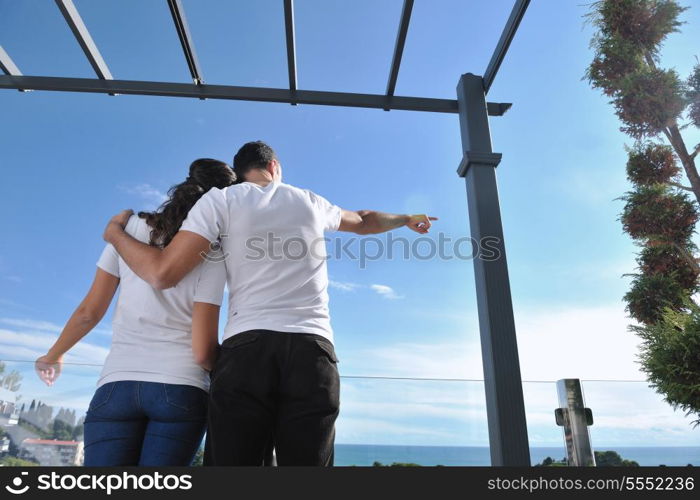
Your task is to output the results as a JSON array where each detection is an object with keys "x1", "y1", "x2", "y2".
[
  {"x1": 341, "y1": 304, "x2": 643, "y2": 381},
  {"x1": 329, "y1": 280, "x2": 404, "y2": 300},
  {"x1": 0, "y1": 318, "x2": 62, "y2": 333},
  {"x1": 369, "y1": 284, "x2": 404, "y2": 300},
  {"x1": 515, "y1": 304, "x2": 642, "y2": 382},
  {"x1": 329, "y1": 280, "x2": 361, "y2": 292},
  {"x1": 0, "y1": 327, "x2": 108, "y2": 366},
  {"x1": 118, "y1": 183, "x2": 167, "y2": 208}
]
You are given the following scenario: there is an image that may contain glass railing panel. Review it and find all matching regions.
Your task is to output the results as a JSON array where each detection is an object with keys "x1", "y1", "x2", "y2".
[
  {"x1": 0, "y1": 359, "x2": 98, "y2": 466},
  {"x1": 525, "y1": 380, "x2": 700, "y2": 466},
  {"x1": 335, "y1": 377, "x2": 489, "y2": 466},
  {"x1": 4, "y1": 358, "x2": 699, "y2": 467}
]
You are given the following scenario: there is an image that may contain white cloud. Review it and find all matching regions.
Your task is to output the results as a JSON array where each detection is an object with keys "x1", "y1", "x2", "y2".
[
  {"x1": 342, "y1": 340, "x2": 482, "y2": 380},
  {"x1": 0, "y1": 328, "x2": 108, "y2": 365},
  {"x1": 119, "y1": 183, "x2": 167, "y2": 208},
  {"x1": 370, "y1": 284, "x2": 404, "y2": 300},
  {"x1": 346, "y1": 304, "x2": 643, "y2": 381},
  {"x1": 0, "y1": 317, "x2": 111, "y2": 337},
  {"x1": 329, "y1": 280, "x2": 361, "y2": 292},
  {"x1": 328, "y1": 280, "x2": 404, "y2": 299},
  {"x1": 0, "y1": 318, "x2": 62, "y2": 333},
  {"x1": 341, "y1": 383, "x2": 486, "y2": 422},
  {"x1": 514, "y1": 304, "x2": 642, "y2": 382}
]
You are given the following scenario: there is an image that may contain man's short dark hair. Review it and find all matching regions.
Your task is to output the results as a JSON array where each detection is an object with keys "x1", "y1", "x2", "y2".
[{"x1": 233, "y1": 141, "x2": 278, "y2": 183}]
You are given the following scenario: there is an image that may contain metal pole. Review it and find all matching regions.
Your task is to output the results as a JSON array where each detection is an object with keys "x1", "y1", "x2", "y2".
[
  {"x1": 384, "y1": 0, "x2": 414, "y2": 109},
  {"x1": 0, "y1": 46, "x2": 25, "y2": 92},
  {"x1": 456, "y1": 72, "x2": 530, "y2": 466},
  {"x1": 483, "y1": 0, "x2": 530, "y2": 93},
  {"x1": 555, "y1": 379, "x2": 595, "y2": 466},
  {"x1": 0, "y1": 46, "x2": 22, "y2": 76},
  {"x1": 167, "y1": 0, "x2": 205, "y2": 85},
  {"x1": 283, "y1": 0, "x2": 298, "y2": 99},
  {"x1": 54, "y1": 0, "x2": 113, "y2": 80}
]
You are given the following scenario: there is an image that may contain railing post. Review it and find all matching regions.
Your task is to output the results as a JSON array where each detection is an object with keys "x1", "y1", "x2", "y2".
[{"x1": 555, "y1": 378, "x2": 595, "y2": 466}]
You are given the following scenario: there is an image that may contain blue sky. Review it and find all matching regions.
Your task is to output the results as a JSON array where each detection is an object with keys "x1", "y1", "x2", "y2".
[{"x1": 1, "y1": 0, "x2": 700, "y2": 452}]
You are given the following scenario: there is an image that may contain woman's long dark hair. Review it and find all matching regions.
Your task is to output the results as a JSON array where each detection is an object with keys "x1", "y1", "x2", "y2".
[{"x1": 138, "y1": 158, "x2": 236, "y2": 247}]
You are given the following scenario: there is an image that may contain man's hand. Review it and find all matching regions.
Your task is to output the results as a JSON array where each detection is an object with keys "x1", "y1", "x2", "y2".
[
  {"x1": 104, "y1": 209, "x2": 134, "y2": 243},
  {"x1": 35, "y1": 354, "x2": 63, "y2": 386},
  {"x1": 340, "y1": 210, "x2": 438, "y2": 235},
  {"x1": 406, "y1": 214, "x2": 438, "y2": 234}
]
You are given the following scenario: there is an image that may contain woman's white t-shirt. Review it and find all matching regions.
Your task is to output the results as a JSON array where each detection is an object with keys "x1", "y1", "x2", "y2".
[{"x1": 96, "y1": 215, "x2": 226, "y2": 392}]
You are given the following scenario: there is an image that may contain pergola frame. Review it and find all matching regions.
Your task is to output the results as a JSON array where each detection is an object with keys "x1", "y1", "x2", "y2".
[{"x1": 0, "y1": 0, "x2": 532, "y2": 466}]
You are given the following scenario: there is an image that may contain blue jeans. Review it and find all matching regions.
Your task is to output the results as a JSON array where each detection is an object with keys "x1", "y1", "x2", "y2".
[{"x1": 83, "y1": 381, "x2": 207, "y2": 466}]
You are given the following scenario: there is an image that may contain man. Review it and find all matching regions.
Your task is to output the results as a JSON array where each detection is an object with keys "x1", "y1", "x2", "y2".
[{"x1": 103, "y1": 141, "x2": 436, "y2": 466}]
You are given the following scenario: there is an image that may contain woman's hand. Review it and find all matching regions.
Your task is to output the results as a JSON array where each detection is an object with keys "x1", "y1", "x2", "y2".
[
  {"x1": 35, "y1": 354, "x2": 63, "y2": 386},
  {"x1": 103, "y1": 209, "x2": 134, "y2": 243}
]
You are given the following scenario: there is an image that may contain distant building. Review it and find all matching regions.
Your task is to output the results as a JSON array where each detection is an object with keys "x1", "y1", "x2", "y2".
[
  {"x1": 0, "y1": 387, "x2": 19, "y2": 427},
  {"x1": 0, "y1": 437, "x2": 9, "y2": 454},
  {"x1": 19, "y1": 439, "x2": 84, "y2": 466}
]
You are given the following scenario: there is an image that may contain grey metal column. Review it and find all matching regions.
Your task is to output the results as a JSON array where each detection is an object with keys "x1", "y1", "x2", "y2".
[
  {"x1": 456, "y1": 72, "x2": 530, "y2": 466},
  {"x1": 555, "y1": 379, "x2": 595, "y2": 466}
]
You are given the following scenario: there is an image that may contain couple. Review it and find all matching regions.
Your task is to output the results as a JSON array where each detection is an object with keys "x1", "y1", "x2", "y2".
[{"x1": 35, "y1": 141, "x2": 436, "y2": 466}]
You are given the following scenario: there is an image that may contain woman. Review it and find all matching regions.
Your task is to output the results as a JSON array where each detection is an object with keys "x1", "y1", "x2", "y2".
[{"x1": 34, "y1": 158, "x2": 236, "y2": 466}]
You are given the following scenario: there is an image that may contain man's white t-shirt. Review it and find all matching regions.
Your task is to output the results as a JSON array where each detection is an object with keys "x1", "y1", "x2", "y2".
[
  {"x1": 180, "y1": 181, "x2": 342, "y2": 343},
  {"x1": 96, "y1": 215, "x2": 226, "y2": 392}
]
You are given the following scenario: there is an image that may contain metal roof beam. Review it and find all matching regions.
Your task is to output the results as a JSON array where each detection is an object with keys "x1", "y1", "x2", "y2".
[
  {"x1": 386, "y1": 0, "x2": 413, "y2": 111},
  {"x1": 0, "y1": 46, "x2": 26, "y2": 92},
  {"x1": 0, "y1": 75, "x2": 512, "y2": 116},
  {"x1": 167, "y1": 0, "x2": 204, "y2": 85},
  {"x1": 55, "y1": 0, "x2": 112, "y2": 80},
  {"x1": 284, "y1": 0, "x2": 297, "y2": 98},
  {"x1": 0, "y1": 46, "x2": 21, "y2": 76},
  {"x1": 483, "y1": 0, "x2": 529, "y2": 93},
  {"x1": 385, "y1": 0, "x2": 414, "y2": 107}
]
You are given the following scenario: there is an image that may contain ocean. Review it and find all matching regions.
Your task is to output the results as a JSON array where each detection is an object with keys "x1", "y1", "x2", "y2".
[{"x1": 333, "y1": 445, "x2": 700, "y2": 467}]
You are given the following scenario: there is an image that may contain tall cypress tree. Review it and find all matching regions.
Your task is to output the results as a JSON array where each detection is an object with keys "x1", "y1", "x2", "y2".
[{"x1": 587, "y1": 0, "x2": 700, "y2": 424}]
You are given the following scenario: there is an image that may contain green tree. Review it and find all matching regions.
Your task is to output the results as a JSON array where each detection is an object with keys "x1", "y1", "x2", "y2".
[
  {"x1": 587, "y1": 0, "x2": 700, "y2": 424},
  {"x1": 52, "y1": 419, "x2": 73, "y2": 441},
  {"x1": 371, "y1": 461, "x2": 422, "y2": 467},
  {"x1": 0, "y1": 361, "x2": 22, "y2": 392},
  {"x1": 595, "y1": 450, "x2": 640, "y2": 466},
  {"x1": 0, "y1": 456, "x2": 38, "y2": 467},
  {"x1": 535, "y1": 451, "x2": 639, "y2": 466},
  {"x1": 72, "y1": 423, "x2": 84, "y2": 441},
  {"x1": 534, "y1": 456, "x2": 567, "y2": 467},
  {"x1": 191, "y1": 448, "x2": 204, "y2": 466},
  {"x1": 632, "y1": 303, "x2": 700, "y2": 425}
]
